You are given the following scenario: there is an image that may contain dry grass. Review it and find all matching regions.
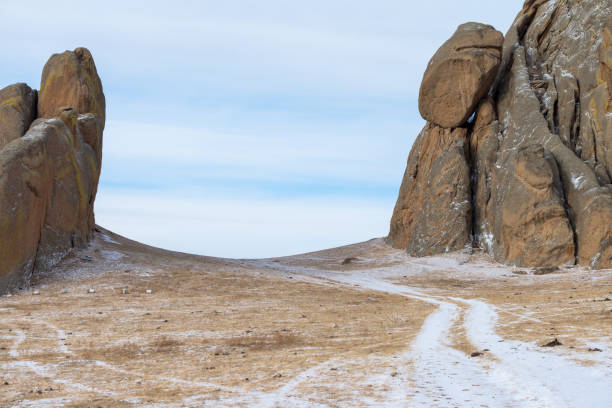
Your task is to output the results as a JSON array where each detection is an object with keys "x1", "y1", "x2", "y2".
[
  {"x1": 225, "y1": 332, "x2": 301, "y2": 350},
  {"x1": 78, "y1": 341, "x2": 143, "y2": 362},
  {"x1": 2, "y1": 231, "x2": 609, "y2": 407},
  {"x1": 0, "y1": 230, "x2": 433, "y2": 406},
  {"x1": 393, "y1": 257, "x2": 612, "y2": 353},
  {"x1": 151, "y1": 336, "x2": 183, "y2": 352}
]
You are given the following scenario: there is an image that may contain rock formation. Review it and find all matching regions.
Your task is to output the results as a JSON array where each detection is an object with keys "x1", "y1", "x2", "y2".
[
  {"x1": 0, "y1": 48, "x2": 104, "y2": 293},
  {"x1": 0, "y1": 83, "x2": 37, "y2": 151},
  {"x1": 388, "y1": 123, "x2": 472, "y2": 255},
  {"x1": 419, "y1": 23, "x2": 504, "y2": 128},
  {"x1": 390, "y1": 0, "x2": 612, "y2": 269},
  {"x1": 38, "y1": 48, "x2": 106, "y2": 129}
]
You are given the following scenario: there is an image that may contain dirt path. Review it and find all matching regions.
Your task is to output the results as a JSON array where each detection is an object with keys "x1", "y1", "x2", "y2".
[
  {"x1": 283, "y1": 268, "x2": 612, "y2": 407},
  {"x1": 1, "y1": 230, "x2": 611, "y2": 407}
]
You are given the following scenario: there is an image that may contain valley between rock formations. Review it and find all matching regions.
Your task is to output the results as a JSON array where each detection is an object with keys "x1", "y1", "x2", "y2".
[
  {"x1": 1, "y1": 227, "x2": 611, "y2": 407},
  {"x1": 1, "y1": 0, "x2": 611, "y2": 406}
]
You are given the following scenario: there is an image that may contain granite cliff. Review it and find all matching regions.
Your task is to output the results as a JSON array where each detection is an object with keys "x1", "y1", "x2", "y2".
[{"x1": 389, "y1": 0, "x2": 612, "y2": 269}]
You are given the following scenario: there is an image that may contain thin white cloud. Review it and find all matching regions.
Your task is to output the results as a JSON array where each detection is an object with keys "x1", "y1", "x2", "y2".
[
  {"x1": 96, "y1": 190, "x2": 390, "y2": 258},
  {"x1": 0, "y1": 1, "x2": 522, "y2": 96},
  {"x1": 101, "y1": 117, "x2": 421, "y2": 185}
]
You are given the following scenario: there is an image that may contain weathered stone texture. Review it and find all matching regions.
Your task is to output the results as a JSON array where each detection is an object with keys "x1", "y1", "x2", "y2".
[
  {"x1": 0, "y1": 83, "x2": 37, "y2": 150},
  {"x1": 419, "y1": 22, "x2": 503, "y2": 128},
  {"x1": 38, "y1": 47, "x2": 106, "y2": 129},
  {"x1": 388, "y1": 123, "x2": 471, "y2": 256},
  {"x1": 391, "y1": 0, "x2": 612, "y2": 269},
  {"x1": 0, "y1": 48, "x2": 104, "y2": 293}
]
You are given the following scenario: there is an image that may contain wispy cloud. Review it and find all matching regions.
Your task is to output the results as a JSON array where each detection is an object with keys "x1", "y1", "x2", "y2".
[{"x1": 96, "y1": 190, "x2": 391, "y2": 258}]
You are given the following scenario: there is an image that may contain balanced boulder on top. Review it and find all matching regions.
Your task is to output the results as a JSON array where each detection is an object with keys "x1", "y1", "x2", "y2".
[
  {"x1": 418, "y1": 22, "x2": 503, "y2": 128},
  {"x1": 390, "y1": 0, "x2": 612, "y2": 269}
]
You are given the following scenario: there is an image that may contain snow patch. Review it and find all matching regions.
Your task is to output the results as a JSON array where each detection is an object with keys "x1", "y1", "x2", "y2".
[
  {"x1": 100, "y1": 250, "x2": 125, "y2": 261},
  {"x1": 100, "y1": 233, "x2": 119, "y2": 245},
  {"x1": 464, "y1": 300, "x2": 612, "y2": 407}
]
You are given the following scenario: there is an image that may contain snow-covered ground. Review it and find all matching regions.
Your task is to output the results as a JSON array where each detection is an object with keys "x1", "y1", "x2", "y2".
[
  {"x1": 248, "y1": 246, "x2": 612, "y2": 408},
  {"x1": 2, "y1": 232, "x2": 611, "y2": 407}
]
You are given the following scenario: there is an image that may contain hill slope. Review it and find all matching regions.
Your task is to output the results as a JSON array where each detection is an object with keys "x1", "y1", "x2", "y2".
[{"x1": 1, "y1": 227, "x2": 611, "y2": 407}]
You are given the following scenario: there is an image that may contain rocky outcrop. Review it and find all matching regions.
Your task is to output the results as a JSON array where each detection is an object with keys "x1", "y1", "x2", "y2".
[
  {"x1": 496, "y1": 143, "x2": 575, "y2": 266},
  {"x1": 38, "y1": 47, "x2": 106, "y2": 129},
  {"x1": 388, "y1": 123, "x2": 471, "y2": 255},
  {"x1": 0, "y1": 48, "x2": 104, "y2": 293},
  {"x1": 390, "y1": 0, "x2": 612, "y2": 269},
  {"x1": 0, "y1": 83, "x2": 37, "y2": 150},
  {"x1": 419, "y1": 23, "x2": 503, "y2": 128}
]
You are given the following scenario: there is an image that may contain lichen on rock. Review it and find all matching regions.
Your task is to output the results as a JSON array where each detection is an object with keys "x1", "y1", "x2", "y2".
[{"x1": 0, "y1": 48, "x2": 104, "y2": 293}]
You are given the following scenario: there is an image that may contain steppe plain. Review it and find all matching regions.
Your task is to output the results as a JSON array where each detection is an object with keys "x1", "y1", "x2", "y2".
[{"x1": 1, "y1": 227, "x2": 611, "y2": 407}]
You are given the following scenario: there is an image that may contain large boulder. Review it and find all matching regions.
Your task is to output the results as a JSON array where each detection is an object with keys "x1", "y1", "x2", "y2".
[
  {"x1": 0, "y1": 83, "x2": 37, "y2": 150},
  {"x1": 38, "y1": 47, "x2": 106, "y2": 129},
  {"x1": 388, "y1": 123, "x2": 471, "y2": 255},
  {"x1": 391, "y1": 0, "x2": 612, "y2": 269},
  {"x1": 0, "y1": 48, "x2": 104, "y2": 293},
  {"x1": 419, "y1": 22, "x2": 503, "y2": 128},
  {"x1": 0, "y1": 117, "x2": 101, "y2": 290}
]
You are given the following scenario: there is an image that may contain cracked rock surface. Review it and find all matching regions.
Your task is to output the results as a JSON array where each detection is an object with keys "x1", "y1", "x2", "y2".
[
  {"x1": 390, "y1": 0, "x2": 612, "y2": 268},
  {"x1": 0, "y1": 48, "x2": 104, "y2": 293}
]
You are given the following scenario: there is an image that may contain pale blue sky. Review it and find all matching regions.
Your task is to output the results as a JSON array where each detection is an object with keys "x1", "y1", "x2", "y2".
[{"x1": 1, "y1": 1, "x2": 522, "y2": 257}]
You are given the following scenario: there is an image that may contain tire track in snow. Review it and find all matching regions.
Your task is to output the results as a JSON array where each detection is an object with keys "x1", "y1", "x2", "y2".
[
  {"x1": 328, "y1": 274, "x2": 520, "y2": 407},
  {"x1": 40, "y1": 321, "x2": 72, "y2": 355},
  {"x1": 256, "y1": 359, "x2": 339, "y2": 408},
  {"x1": 329, "y1": 272, "x2": 612, "y2": 407},
  {"x1": 234, "y1": 256, "x2": 612, "y2": 406},
  {"x1": 409, "y1": 301, "x2": 519, "y2": 407},
  {"x1": 464, "y1": 299, "x2": 612, "y2": 408}
]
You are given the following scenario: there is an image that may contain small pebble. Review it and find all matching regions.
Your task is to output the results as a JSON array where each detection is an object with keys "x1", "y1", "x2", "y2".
[
  {"x1": 146, "y1": 289, "x2": 153, "y2": 294},
  {"x1": 88, "y1": 288, "x2": 95, "y2": 294},
  {"x1": 121, "y1": 288, "x2": 128, "y2": 294},
  {"x1": 33, "y1": 290, "x2": 40, "y2": 295}
]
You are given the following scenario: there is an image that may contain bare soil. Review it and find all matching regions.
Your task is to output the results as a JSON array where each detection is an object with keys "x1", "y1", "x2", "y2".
[
  {"x1": 0, "y1": 229, "x2": 432, "y2": 407},
  {"x1": 1, "y1": 228, "x2": 611, "y2": 407}
]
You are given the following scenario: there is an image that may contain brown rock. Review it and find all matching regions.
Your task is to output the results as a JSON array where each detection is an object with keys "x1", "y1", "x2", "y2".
[
  {"x1": 388, "y1": 123, "x2": 471, "y2": 255},
  {"x1": 390, "y1": 0, "x2": 612, "y2": 269},
  {"x1": 495, "y1": 42, "x2": 612, "y2": 268},
  {"x1": 0, "y1": 49, "x2": 104, "y2": 294},
  {"x1": 77, "y1": 113, "x2": 103, "y2": 170},
  {"x1": 0, "y1": 117, "x2": 101, "y2": 291},
  {"x1": 419, "y1": 22, "x2": 503, "y2": 128},
  {"x1": 38, "y1": 47, "x2": 106, "y2": 129},
  {"x1": 499, "y1": 144, "x2": 575, "y2": 267},
  {"x1": 470, "y1": 98, "x2": 499, "y2": 252},
  {"x1": 0, "y1": 83, "x2": 37, "y2": 150}
]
